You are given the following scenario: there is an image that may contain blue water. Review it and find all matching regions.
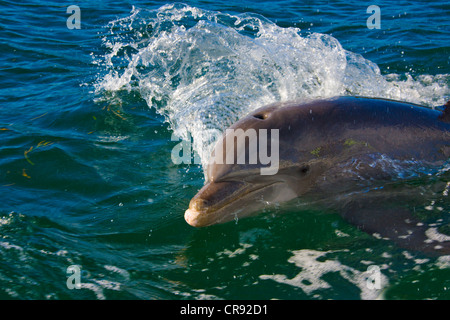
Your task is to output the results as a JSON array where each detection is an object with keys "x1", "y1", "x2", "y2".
[{"x1": 0, "y1": 0, "x2": 449, "y2": 300}]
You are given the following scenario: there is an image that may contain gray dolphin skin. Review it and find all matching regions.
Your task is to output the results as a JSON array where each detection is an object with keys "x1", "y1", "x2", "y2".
[{"x1": 185, "y1": 96, "x2": 450, "y2": 255}]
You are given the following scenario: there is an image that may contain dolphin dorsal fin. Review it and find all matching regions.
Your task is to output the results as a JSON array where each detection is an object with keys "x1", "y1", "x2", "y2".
[{"x1": 440, "y1": 101, "x2": 450, "y2": 122}]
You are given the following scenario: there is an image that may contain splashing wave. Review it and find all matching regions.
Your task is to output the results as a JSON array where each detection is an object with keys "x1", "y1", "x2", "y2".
[{"x1": 93, "y1": 3, "x2": 449, "y2": 170}]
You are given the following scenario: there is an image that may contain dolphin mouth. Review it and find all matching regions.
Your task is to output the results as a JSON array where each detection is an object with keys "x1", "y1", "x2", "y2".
[{"x1": 184, "y1": 181, "x2": 279, "y2": 227}]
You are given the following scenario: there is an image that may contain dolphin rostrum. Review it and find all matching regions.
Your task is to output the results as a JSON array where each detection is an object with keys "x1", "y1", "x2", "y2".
[{"x1": 185, "y1": 96, "x2": 450, "y2": 255}]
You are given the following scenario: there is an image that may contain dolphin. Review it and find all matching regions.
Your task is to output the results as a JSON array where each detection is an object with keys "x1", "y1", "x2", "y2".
[{"x1": 185, "y1": 96, "x2": 450, "y2": 255}]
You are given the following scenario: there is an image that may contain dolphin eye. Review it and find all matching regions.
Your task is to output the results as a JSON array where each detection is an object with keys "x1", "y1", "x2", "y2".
[
  {"x1": 299, "y1": 165, "x2": 310, "y2": 174},
  {"x1": 253, "y1": 112, "x2": 268, "y2": 120}
]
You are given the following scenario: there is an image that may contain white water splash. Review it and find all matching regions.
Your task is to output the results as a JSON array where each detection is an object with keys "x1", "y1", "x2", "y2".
[
  {"x1": 94, "y1": 3, "x2": 449, "y2": 172},
  {"x1": 259, "y1": 249, "x2": 389, "y2": 300}
]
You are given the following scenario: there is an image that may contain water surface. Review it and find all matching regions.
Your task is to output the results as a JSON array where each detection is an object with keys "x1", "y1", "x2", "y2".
[{"x1": 0, "y1": 0, "x2": 449, "y2": 299}]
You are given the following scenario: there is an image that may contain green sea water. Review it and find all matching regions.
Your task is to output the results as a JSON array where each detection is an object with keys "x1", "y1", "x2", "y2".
[{"x1": 0, "y1": 1, "x2": 449, "y2": 300}]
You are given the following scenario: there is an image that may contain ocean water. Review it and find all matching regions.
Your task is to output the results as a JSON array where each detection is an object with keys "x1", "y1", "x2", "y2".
[{"x1": 0, "y1": 0, "x2": 449, "y2": 300}]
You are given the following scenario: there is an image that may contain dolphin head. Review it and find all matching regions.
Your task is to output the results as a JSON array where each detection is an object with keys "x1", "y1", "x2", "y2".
[
  {"x1": 184, "y1": 167, "x2": 314, "y2": 227},
  {"x1": 185, "y1": 100, "x2": 330, "y2": 227}
]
